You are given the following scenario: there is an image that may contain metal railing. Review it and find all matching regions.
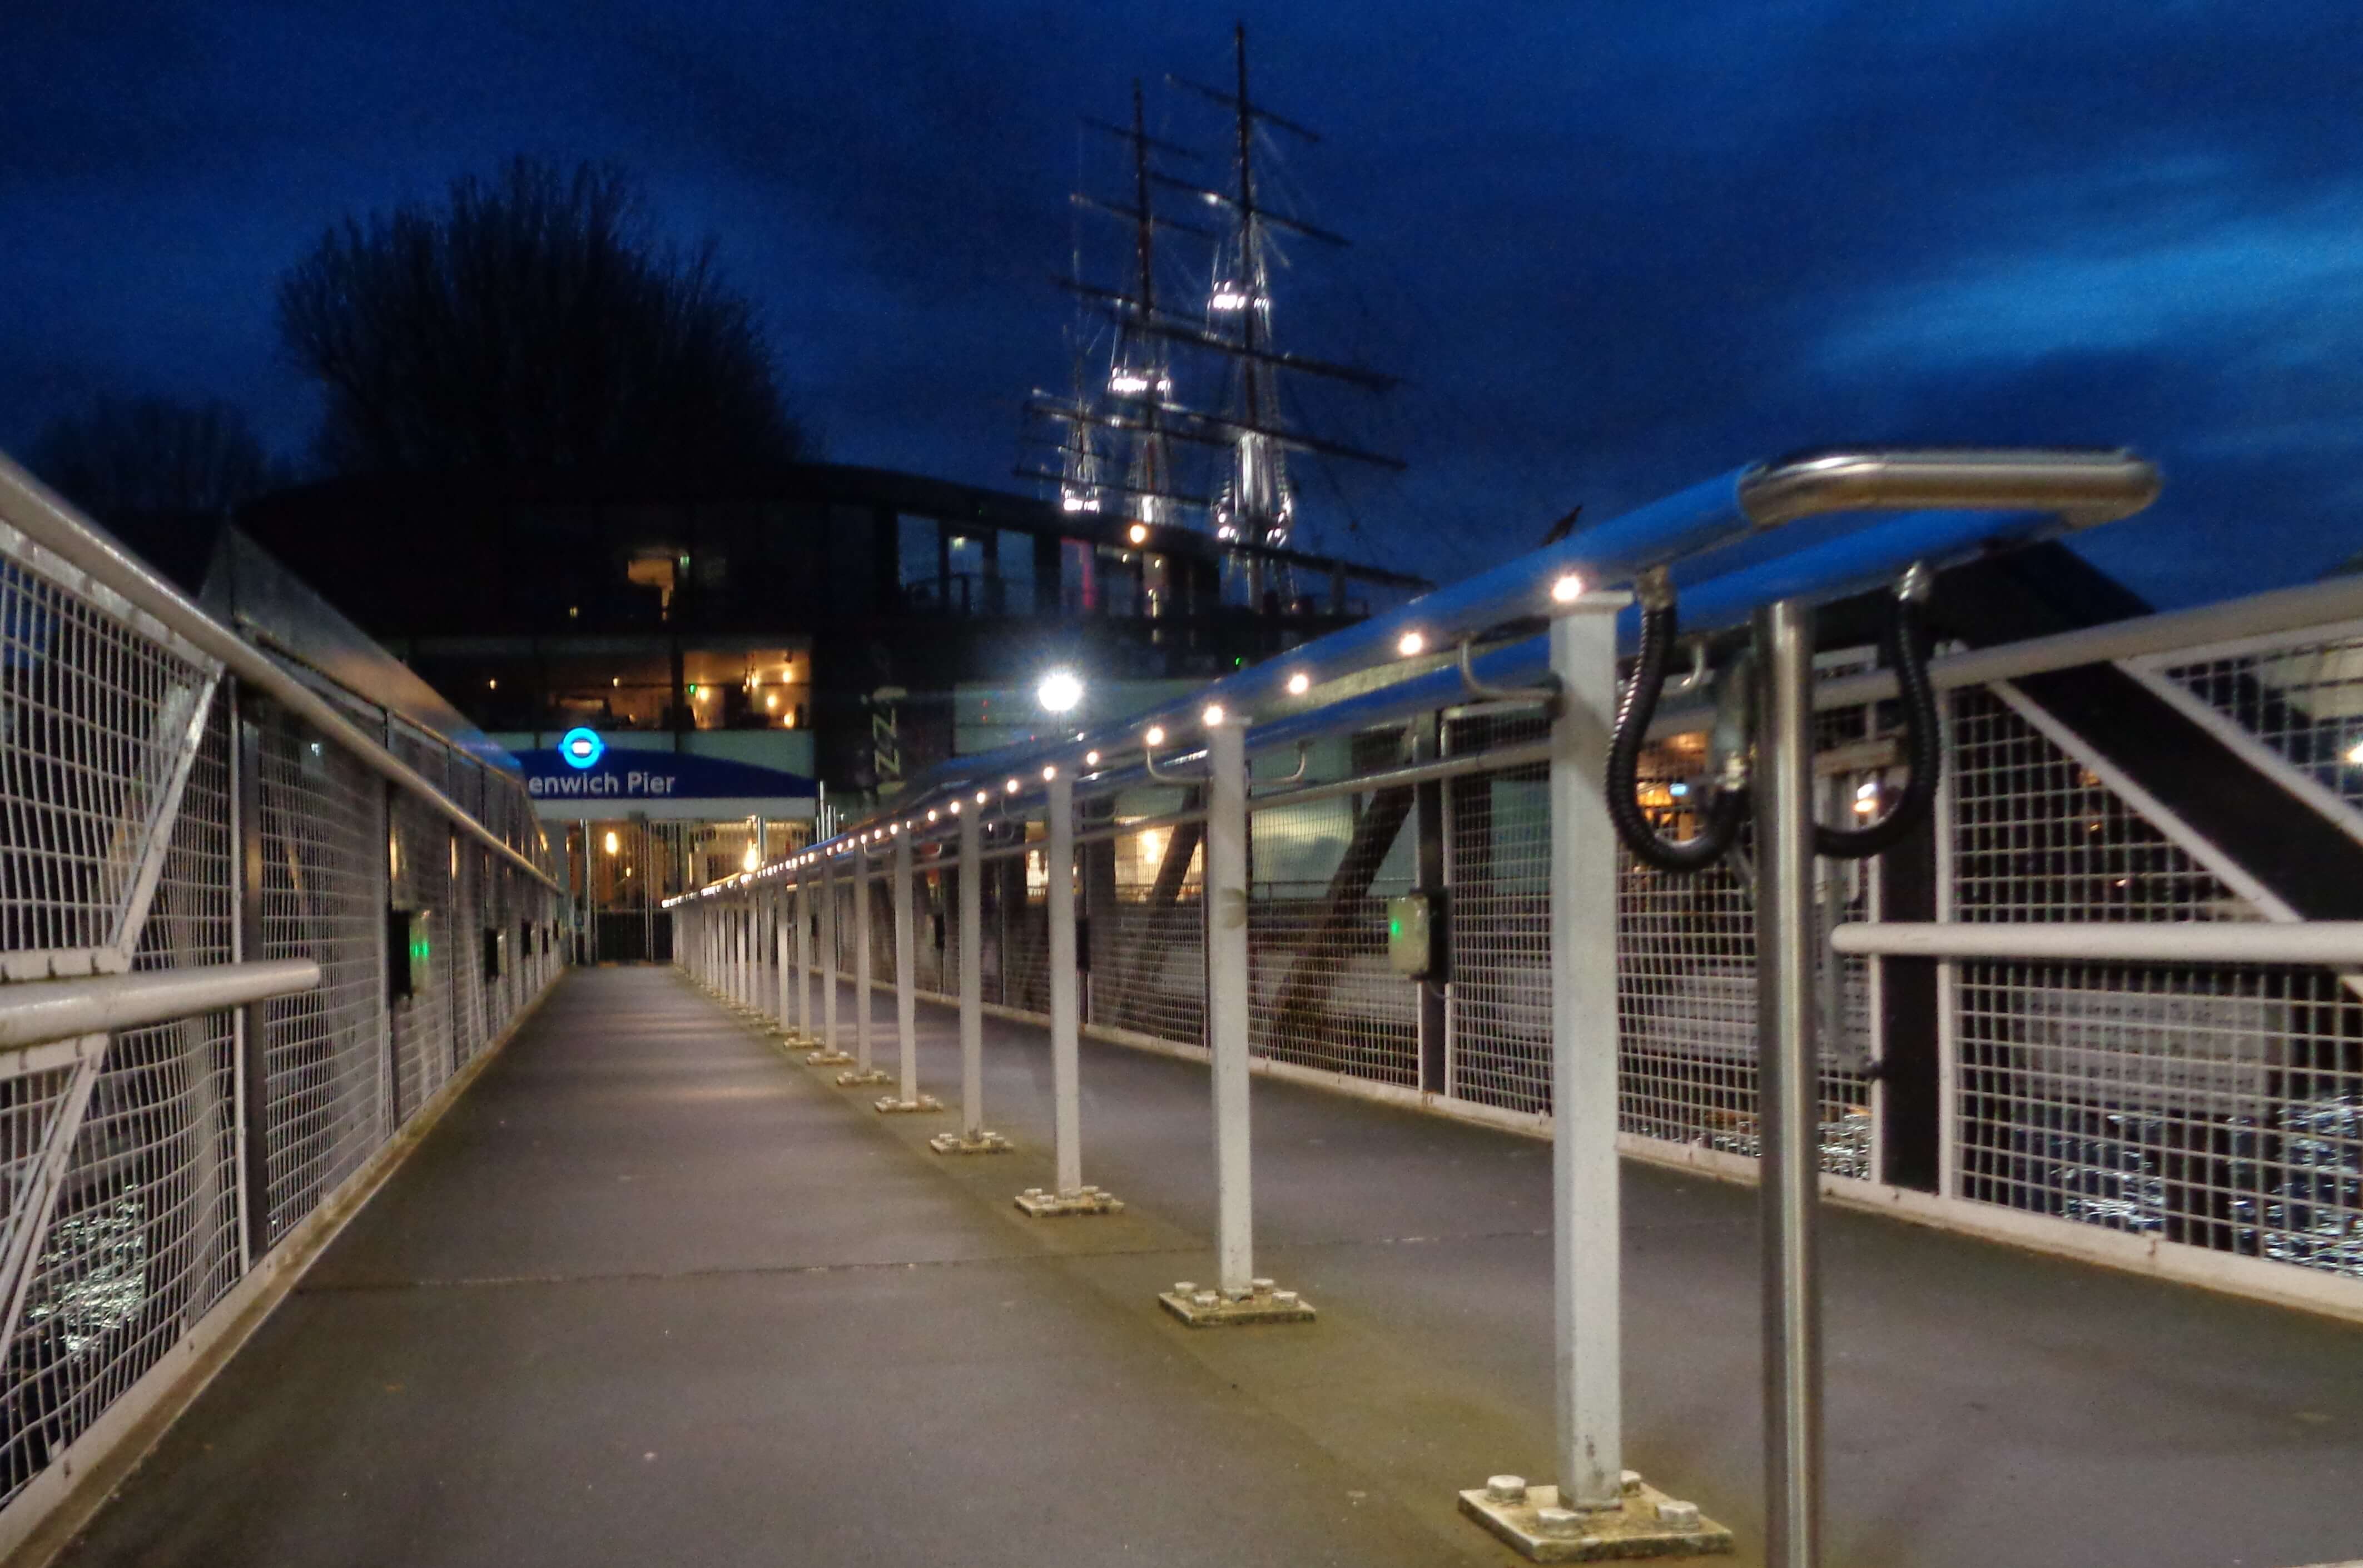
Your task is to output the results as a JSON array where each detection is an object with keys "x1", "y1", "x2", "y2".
[
  {"x1": 0, "y1": 454, "x2": 568, "y2": 1554},
  {"x1": 677, "y1": 448, "x2": 2363, "y2": 1568}
]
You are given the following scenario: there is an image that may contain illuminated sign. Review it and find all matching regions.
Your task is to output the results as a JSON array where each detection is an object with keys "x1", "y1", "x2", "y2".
[{"x1": 559, "y1": 728, "x2": 606, "y2": 770}]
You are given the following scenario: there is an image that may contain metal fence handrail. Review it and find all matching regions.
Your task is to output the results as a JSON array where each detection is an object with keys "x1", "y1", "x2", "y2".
[
  {"x1": 0, "y1": 960, "x2": 322, "y2": 1052},
  {"x1": 0, "y1": 455, "x2": 558, "y2": 892}
]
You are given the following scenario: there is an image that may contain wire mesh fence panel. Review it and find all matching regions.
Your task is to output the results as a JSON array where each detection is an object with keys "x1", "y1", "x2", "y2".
[
  {"x1": 1086, "y1": 813, "x2": 1205, "y2": 1047},
  {"x1": 1003, "y1": 839, "x2": 1051, "y2": 1017},
  {"x1": 1248, "y1": 792, "x2": 1418, "y2": 1085},
  {"x1": 0, "y1": 689, "x2": 239, "y2": 1507},
  {"x1": 866, "y1": 867, "x2": 894, "y2": 987},
  {"x1": 0, "y1": 1008, "x2": 239, "y2": 1510},
  {"x1": 1940, "y1": 685, "x2": 2362, "y2": 1267},
  {"x1": 450, "y1": 844, "x2": 485, "y2": 1064},
  {"x1": 388, "y1": 799, "x2": 455, "y2": 1112},
  {"x1": 253, "y1": 714, "x2": 385, "y2": 1242},
  {"x1": 1954, "y1": 959, "x2": 2360, "y2": 1272},
  {"x1": 0, "y1": 536, "x2": 220, "y2": 972},
  {"x1": 1445, "y1": 736, "x2": 1553, "y2": 1114},
  {"x1": 2139, "y1": 624, "x2": 2363, "y2": 816},
  {"x1": 977, "y1": 843, "x2": 1026, "y2": 1007}
]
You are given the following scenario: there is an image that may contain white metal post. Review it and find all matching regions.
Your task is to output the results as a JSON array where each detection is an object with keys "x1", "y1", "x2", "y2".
[
  {"x1": 821, "y1": 857, "x2": 842, "y2": 1057},
  {"x1": 894, "y1": 828, "x2": 919, "y2": 1100},
  {"x1": 775, "y1": 888, "x2": 791, "y2": 1031},
  {"x1": 959, "y1": 805, "x2": 984, "y2": 1134},
  {"x1": 1547, "y1": 606, "x2": 1625, "y2": 1510},
  {"x1": 1204, "y1": 720, "x2": 1254, "y2": 1290},
  {"x1": 792, "y1": 878, "x2": 811, "y2": 1042},
  {"x1": 853, "y1": 845, "x2": 875, "y2": 1071},
  {"x1": 1047, "y1": 771, "x2": 1083, "y2": 1192}
]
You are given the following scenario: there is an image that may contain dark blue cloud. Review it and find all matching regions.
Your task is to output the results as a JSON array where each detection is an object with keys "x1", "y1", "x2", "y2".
[{"x1": 4, "y1": 0, "x2": 2361, "y2": 606}]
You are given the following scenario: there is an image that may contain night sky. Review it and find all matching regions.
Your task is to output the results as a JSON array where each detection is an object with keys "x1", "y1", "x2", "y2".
[{"x1": 6, "y1": 3, "x2": 2361, "y2": 608}]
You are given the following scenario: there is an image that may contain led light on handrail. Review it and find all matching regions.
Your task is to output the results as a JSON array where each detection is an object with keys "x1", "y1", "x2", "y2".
[
  {"x1": 927, "y1": 809, "x2": 939, "y2": 822},
  {"x1": 1145, "y1": 725, "x2": 1166, "y2": 746},
  {"x1": 1006, "y1": 778, "x2": 1021, "y2": 793},
  {"x1": 1397, "y1": 630, "x2": 1426, "y2": 657},
  {"x1": 1285, "y1": 671, "x2": 1310, "y2": 696},
  {"x1": 975, "y1": 790, "x2": 988, "y2": 804},
  {"x1": 948, "y1": 800, "x2": 961, "y2": 815},
  {"x1": 1042, "y1": 765, "x2": 1058, "y2": 780},
  {"x1": 1202, "y1": 704, "x2": 1225, "y2": 726},
  {"x1": 1551, "y1": 572, "x2": 1586, "y2": 604},
  {"x1": 1085, "y1": 749, "x2": 1101, "y2": 766}
]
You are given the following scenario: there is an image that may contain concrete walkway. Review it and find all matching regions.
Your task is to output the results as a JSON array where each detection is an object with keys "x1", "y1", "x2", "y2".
[{"x1": 58, "y1": 967, "x2": 2363, "y2": 1567}]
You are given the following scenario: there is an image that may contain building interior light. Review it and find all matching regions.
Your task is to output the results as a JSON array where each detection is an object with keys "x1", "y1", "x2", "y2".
[
  {"x1": 742, "y1": 844, "x2": 760, "y2": 872},
  {"x1": 1128, "y1": 522, "x2": 1149, "y2": 545},
  {"x1": 2347, "y1": 739, "x2": 2363, "y2": 766},
  {"x1": 604, "y1": 832, "x2": 619, "y2": 855}
]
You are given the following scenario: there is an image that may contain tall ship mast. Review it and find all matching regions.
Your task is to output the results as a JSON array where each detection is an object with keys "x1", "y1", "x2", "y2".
[{"x1": 1019, "y1": 24, "x2": 1400, "y2": 601}]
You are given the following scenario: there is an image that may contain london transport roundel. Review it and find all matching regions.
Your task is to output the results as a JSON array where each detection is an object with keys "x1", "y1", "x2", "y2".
[{"x1": 558, "y1": 728, "x2": 605, "y2": 770}]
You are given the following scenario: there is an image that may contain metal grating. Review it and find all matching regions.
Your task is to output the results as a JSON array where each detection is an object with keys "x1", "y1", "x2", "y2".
[
  {"x1": 2146, "y1": 624, "x2": 2363, "y2": 815},
  {"x1": 254, "y1": 715, "x2": 385, "y2": 1241},
  {"x1": 1248, "y1": 792, "x2": 1417, "y2": 1084},
  {"x1": 0, "y1": 546, "x2": 219, "y2": 971}
]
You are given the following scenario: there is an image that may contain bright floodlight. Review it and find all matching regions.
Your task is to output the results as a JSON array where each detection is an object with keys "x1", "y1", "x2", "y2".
[
  {"x1": 1038, "y1": 668, "x2": 1085, "y2": 714},
  {"x1": 1398, "y1": 630, "x2": 1426, "y2": 657},
  {"x1": 1551, "y1": 573, "x2": 1586, "y2": 604},
  {"x1": 1285, "y1": 671, "x2": 1310, "y2": 696}
]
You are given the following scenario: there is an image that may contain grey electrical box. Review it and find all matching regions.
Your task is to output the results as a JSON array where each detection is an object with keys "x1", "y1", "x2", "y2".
[
  {"x1": 388, "y1": 908, "x2": 430, "y2": 1002},
  {"x1": 1386, "y1": 890, "x2": 1446, "y2": 980}
]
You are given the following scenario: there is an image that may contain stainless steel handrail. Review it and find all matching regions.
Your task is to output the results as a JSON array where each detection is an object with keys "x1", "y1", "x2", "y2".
[
  {"x1": 0, "y1": 960, "x2": 322, "y2": 1052},
  {"x1": 0, "y1": 455, "x2": 558, "y2": 892}
]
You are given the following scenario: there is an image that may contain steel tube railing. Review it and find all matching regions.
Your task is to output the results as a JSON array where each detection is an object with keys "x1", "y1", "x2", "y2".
[
  {"x1": 1831, "y1": 920, "x2": 2363, "y2": 963},
  {"x1": 0, "y1": 456, "x2": 557, "y2": 893},
  {"x1": 0, "y1": 960, "x2": 321, "y2": 1052}
]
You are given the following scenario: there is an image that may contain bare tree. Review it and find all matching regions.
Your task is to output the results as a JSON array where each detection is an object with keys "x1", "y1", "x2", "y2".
[
  {"x1": 277, "y1": 158, "x2": 804, "y2": 477},
  {"x1": 27, "y1": 396, "x2": 281, "y2": 525}
]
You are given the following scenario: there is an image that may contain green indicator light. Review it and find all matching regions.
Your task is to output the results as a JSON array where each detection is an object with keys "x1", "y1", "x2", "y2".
[{"x1": 1388, "y1": 919, "x2": 1401, "y2": 937}]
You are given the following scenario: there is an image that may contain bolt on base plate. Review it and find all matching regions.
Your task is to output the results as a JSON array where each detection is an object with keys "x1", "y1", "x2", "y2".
[
  {"x1": 873, "y1": 1094, "x2": 945, "y2": 1114},
  {"x1": 929, "y1": 1130, "x2": 1012, "y2": 1155},
  {"x1": 804, "y1": 1049, "x2": 855, "y2": 1066},
  {"x1": 1013, "y1": 1186, "x2": 1124, "y2": 1217},
  {"x1": 833, "y1": 1068, "x2": 892, "y2": 1087},
  {"x1": 1458, "y1": 1472, "x2": 1731, "y2": 1562},
  {"x1": 1155, "y1": 1278, "x2": 1315, "y2": 1327}
]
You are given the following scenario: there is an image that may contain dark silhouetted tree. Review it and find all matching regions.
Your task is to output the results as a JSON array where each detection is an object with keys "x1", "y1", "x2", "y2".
[
  {"x1": 27, "y1": 395, "x2": 282, "y2": 525},
  {"x1": 277, "y1": 158, "x2": 803, "y2": 477}
]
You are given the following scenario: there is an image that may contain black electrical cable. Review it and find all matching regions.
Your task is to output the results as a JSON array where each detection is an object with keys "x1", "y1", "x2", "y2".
[
  {"x1": 1606, "y1": 596, "x2": 1748, "y2": 872},
  {"x1": 1813, "y1": 591, "x2": 1940, "y2": 859}
]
